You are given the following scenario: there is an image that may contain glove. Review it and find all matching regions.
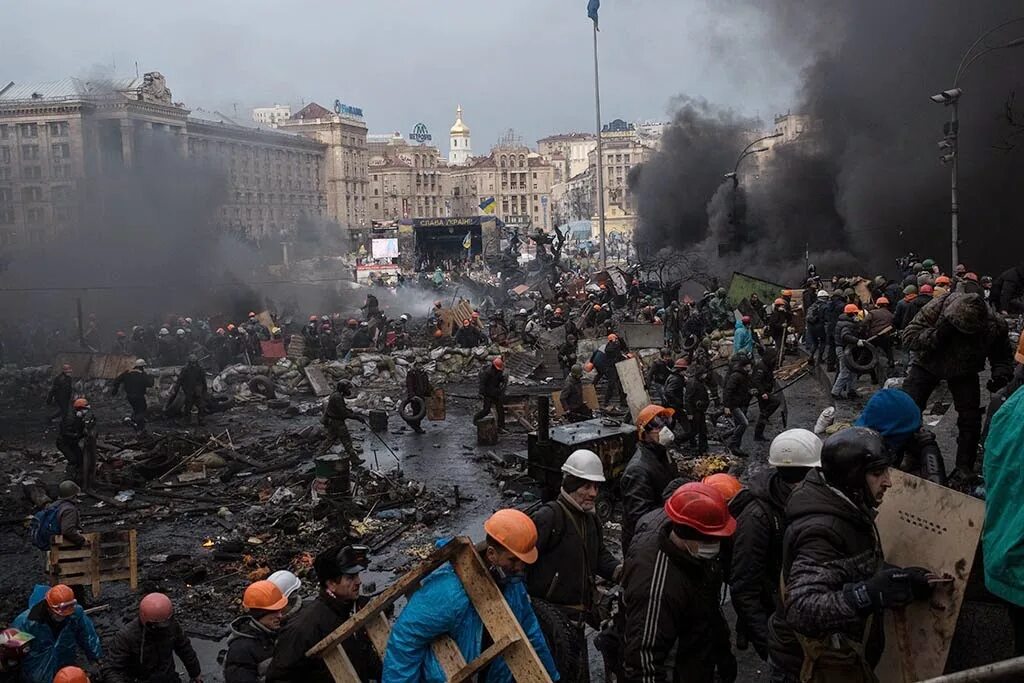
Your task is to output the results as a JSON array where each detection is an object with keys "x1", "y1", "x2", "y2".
[
  {"x1": 845, "y1": 566, "x2": 934, "y2": 612},
  {"x1": 857, "y1": 339, "x2": 866, "y2": 347}
]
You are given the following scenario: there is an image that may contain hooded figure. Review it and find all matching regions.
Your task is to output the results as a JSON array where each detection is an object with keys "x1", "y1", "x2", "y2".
[{"x1": 854, "y1": 389, "x2": 944, "y2": 485}]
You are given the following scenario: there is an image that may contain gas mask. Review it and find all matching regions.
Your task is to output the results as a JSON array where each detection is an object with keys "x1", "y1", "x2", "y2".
[
  {"x1": 692, "y1": 541, "x2": 721, "y2": 560},
  {"x1": 658, "y1": 426, "x2": 675, "y2": 446}
]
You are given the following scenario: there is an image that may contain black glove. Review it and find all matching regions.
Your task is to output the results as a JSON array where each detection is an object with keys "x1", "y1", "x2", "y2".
[{"x1": 844, "y1": 566, "x2": 934, "y2": 612}]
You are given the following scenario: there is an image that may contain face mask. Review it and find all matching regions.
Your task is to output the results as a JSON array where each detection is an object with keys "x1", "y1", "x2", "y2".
[
  {"x1": 693, "y1": 541, "x2": 721, "y2": 559},
  {"x1": 658, "y1": 426, "x2": 675, "y2": 446}
]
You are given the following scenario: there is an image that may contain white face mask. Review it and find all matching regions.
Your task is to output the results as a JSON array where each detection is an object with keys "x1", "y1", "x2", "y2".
[
  {"x1": 657, "y1": 426, "x2": 675, "y2": 446},
  {"x1": 694, "y1": 541, "x2": 721, "y2": 559}
]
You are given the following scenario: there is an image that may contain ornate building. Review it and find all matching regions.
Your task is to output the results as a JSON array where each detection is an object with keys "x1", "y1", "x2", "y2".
[
  {"x1": 448, "y1": 105, "x2": 472, "y2": 166},
  {"x1": 367, "y1": 133, "x2": 447, "y2": 220}
]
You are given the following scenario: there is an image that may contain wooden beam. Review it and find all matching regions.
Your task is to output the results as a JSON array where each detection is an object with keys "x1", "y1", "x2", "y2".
[
  {"x1": 449, "y1": 635, "x2": 518, "y2": 683},
  {"x1": 322, "y1": 645, "x2": 361, "y2": 683},
  {"x1": 431, "y1": 636, "x2": 469, "y2": 679}
]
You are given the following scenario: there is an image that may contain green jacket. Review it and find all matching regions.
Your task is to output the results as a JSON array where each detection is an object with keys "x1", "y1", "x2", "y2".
[{"x1": 983, "y1": 386, "x2": 1024, "y2": 606}]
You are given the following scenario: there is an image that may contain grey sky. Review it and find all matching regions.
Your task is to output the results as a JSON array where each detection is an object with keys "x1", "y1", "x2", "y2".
[{"x1": 5, "y1": 0, "x2": 802, "y2": 152}]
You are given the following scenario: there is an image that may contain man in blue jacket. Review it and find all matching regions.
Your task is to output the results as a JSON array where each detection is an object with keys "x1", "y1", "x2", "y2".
[
  {"x1": 12, "y1": 584, "x2": 102, "y2": 683},
  {"x1": 383, "y1": 509, "x2": 560, "y2": 683}
]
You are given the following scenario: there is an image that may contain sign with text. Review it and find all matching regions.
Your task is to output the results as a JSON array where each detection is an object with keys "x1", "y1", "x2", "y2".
[
  {"x1": 409, "y1": 123, "x2": 432, "y2": 143},
  {"x1": 371, "y1": 238, "x2": 399, "y2": 259},
  {"x1": 333, "y1": 100, "x2": 363, "y2": 118}
]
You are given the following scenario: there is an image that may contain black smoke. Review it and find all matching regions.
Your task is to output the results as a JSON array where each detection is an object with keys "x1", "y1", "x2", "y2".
[{"x1": 632, "y1": 1, "x2": 1024, "y2": 279}]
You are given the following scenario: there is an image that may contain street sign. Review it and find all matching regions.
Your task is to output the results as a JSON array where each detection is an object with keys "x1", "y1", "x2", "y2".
[{"x1": 409, "y1": 123, "x2": 432, "y2": 143}]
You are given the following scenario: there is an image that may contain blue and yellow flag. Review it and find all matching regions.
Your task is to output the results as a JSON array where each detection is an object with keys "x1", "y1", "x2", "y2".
[
  {"x1": 462, "y1": 232, "x2": 472, "y2": 250},
  {"x1": 587, "y1": 0, "x2": 600, "y2": 29},
  {"x1": 479, "y1": 196, "x2": 496, "y2": 214}
]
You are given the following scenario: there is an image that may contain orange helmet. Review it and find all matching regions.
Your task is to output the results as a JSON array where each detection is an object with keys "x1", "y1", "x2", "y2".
[
  {"x1": 843, "y1": 304, "x2": 859, "y2": 314},
  {"x1": 636, "y1": 404, "x2": 675, "y2": 435},
  {"x1": 139, "y1": 592, "x2": 174, "y2": 624},
  {"x1": 492, "y1": 357, "x2": 504, "y2": 370},
  {"x1": 935, "y1": 276, "x2": 951, "y2": 285},
  {"x1": 781, "y1": 290, "x2": 793, "y2": 297},
  {"x1": 702, "y1": 473, "x2": 743, "y2": 502},
  {"x1": 72, "y1": 398, "x2": 89, "y2": 410},
  {"x1": 584, "y1": 362, "x2": 594, "y2": 372},
  {"x1": 483, "y1": 509, "x2": 538, "y2": 564},
  {"x1": 53, "y1": 667, "x2": 90, "y2": 683},
  {"x1": 433, "y1": 329, "x2": 443, "y2": 338},
  {"x1": 664, "y1": 482, "x2": 736, "y2": 536},
  {"x1": 242, "y1": 580, "x2": 288, "y2": 611},
  {"x1": 607, "y1": 333, "x2": 617, "y2": 342},
  {"x1": 46, "y1": 584, "x2": 77, "y2": 616},
  {"x1": 875, "y1": 297, "x2": 890, "y2": 306},
  {"x1": 774, "y1": 298, "x2": 786, "y2": 306},
  {"x1": 593, "y1": 304, "x2": 601, "y2": 311}
]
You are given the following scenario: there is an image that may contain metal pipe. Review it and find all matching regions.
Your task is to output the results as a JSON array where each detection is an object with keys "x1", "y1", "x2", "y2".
[
  {"x1": 592, "y1": 23, "x2": 607, "y2": 269},
  {"x1": 916, "y1": 655, "x2": 1024, "y2": 683}
]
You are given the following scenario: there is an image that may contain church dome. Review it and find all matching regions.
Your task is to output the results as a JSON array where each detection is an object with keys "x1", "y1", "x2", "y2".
[{"x1": 450, "y1": 105, "x2": 470, "y2": 136}]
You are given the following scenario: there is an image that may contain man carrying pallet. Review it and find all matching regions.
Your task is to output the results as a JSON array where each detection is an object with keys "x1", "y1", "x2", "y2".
[{"x1": 382, "y1": 509, "x2": 561, "y2": 682}]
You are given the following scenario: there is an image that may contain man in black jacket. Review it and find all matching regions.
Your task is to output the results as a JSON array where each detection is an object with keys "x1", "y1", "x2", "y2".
[
  {"x1": 647, "y1": 348, "x2": 674, "y2": 404},
  {"x1": 528, "y1": 449, "x2": 619, "y2": 682},
  {"x1": 474, "y1": 357, "x2": 507, "y2": 430},
  {"x1": 103, "y1": 592, "x2": 202, "y2": 683},
  {"x1": 319, "y1": 381, "x2": 366, "y2": 491},
  {"x1": 854, "y1": 388, "x2": 946, "y2": 485},
  {"x1": 823, "y1": 292, "x2": 846, "y2": 372},
  {"x1": 402, "y1": 361, "x2": 432, "y2": 434},
  {"x1": 560, "y1": 364, "x2": 592, "y2": 423},
  {"x1": 46, "y1": 363, "x2": 74, "y2": 422},
  {"x1": 728, "y1": 429, "x2": 820, "y2": 661},
  {"x1": 619, "y1": 404, "x2": 678, "y2": 554},
  {"x1": 603, "y1": 333, "x2": 629, "y2": 408},
  {"x1": 454, "y1": 319, "x2": 486, "y2": 348},
  {"x1": 723, "y1": 355, "x2": 756, "y2": 457},
  {"x1": 267, "y1": 545, "x2": 378, "y2": 683},
  {"x1": 768, "y1": 428, "x2": 935, "y2": 682},
  {"x1": 831, "y1": 304, "x2": 865, "y2": 400},
  {"x1": 991, "y1": 263, "x2": 1024, "y2": 314},
  {"x1": 751, "y1": 354, "x2": 782, "y2": 443},
  {"x1": 112, "y1": 359, "x2": 155, "y2": 433},
  {"x1": 168, "y1": 355, "x2": 207, "y2": 425},
  {"x1": 224, "y1": 580, "x2": 289, "y2": 683},
  {"x1": 685, "y1": 364, "x2": 712, "y2": 455},
  {"x1": 901, "y1": 292, "x2": 1013, "y2": 479},
  {"x1": 804, "y1": 291, "x2": 829, "y2": 367},
  {"x1": 623, "y1": 482, "x2": 738, "y2": 683}
]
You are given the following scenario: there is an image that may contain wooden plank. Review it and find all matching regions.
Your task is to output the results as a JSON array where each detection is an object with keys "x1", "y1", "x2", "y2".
[
  {"x1": 364, "y1": 612, "x2": 391, "y2": 658},
  {"x1": 875, "y1": 471, "x2": 985, "y2": 683},
  {"x1": 128, "y1": 529, "x2": 138, "y2": 591},
  {"x1": 322, "y1": 646, "x2": 361, "y2": 683},
  {"x1": 426, "y1": 388, "x2": 446, "y2": 421},
  {"x1": 307, "y1": 539, "x2": 465, "y2": 656},
  {"x1": 451, "y1": 545, "x2": 553, "y2": 683},
  {"x1": 431, "y1": 636, "x2": 469, "y2": 679},
  {"x1": 305, "y1": 365, "x2": 332, "y2": 397},
  {"x1": 58, "y1": 569, "x2": 132, "y2": 586},
  {"x1": 287, "y1": 335, "x2": 306, "y2": 360},
  {"x1": 615, "y1": 356, "x2": 652, "y2": 421},
  {"x1": 90, "y1": 537, "x2": 101, "y2": 596},
  {"x1": 449, "y1": 635, "x2": 518, "y2": 683},
  {"x1": 54, "y1": 558, "x2": 130, "y2": 575}
]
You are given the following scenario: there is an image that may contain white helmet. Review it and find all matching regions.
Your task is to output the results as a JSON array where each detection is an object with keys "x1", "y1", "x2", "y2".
[
  {"x1": 768, "y1": 428, "x2": 822, "y2": 468},
  {"x1": 560, "y1": 449, "x2": 606, "y2": 482},
  {"x1": 159, "y1": 327, "x2": 170, "y2": 336},
  {"x1": 267, "y1": 569, "x2": 302, "y2": 598},
  {"x1": 176, "y1": 328, "x2": 186, "y2": 336},
  {"x1": 400, "y1": 314, "x2": 409, "y2": 321},
  {"x1": 134, "y1": 359, "x2": 147, "y2": 368},
  {"x1": 518, "y1": 308, "x2": 527, "y2": 315},
  {"x1": 544, "y1": 304, "x2": 553, "y2": 312},
  {"x1": 817, "y1": 290, "x2": 829, "y2": 299}
]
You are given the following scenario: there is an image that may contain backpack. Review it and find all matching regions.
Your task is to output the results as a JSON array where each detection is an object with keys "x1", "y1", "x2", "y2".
[
  {"x1": 30, "y1": 501, "x2": 69, "y2": 550},
  {"x1": 806, "y1": 302, "x2": 823, "y2": 326}
]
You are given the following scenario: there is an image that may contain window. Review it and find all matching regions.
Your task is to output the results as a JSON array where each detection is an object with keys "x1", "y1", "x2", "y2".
[
  {"x1": 374, "y1": 202, "x2": 379, "y2": 210},
  {"x1": 48, "y1": 122, "x2": 70, "y2": 137},
  {"x1": 55, "y1": 206, "x2": 72, "y2": 221},
  {"x1": 0, "y1": 208, "x2": 14, "y2": 224},
  {"x1": 52, "y1": 164, "x2": 71, "y2": 179},
  {"x1": 0, "y1": 168, "x2": 10, "y2": 180},
  {"x1": 0, "y1": 147, "x2": 10, "y2": 163},
  {"x1": 26, "y1": 207, "x2": 44, "y2": 223},
  {"x1": 23, "y1": 166, "x2": 42, "y2": 180},
  {"x1": 533, "y1": 172, "x2": 537, "y2": 179},
  {"x1": 22, "y1": 186, "x2": 43, "y2": 202},
  {"x1": 18, "y1": 123, "x2": 38, "y2": 138},
  {"x1": 0, "y1": 125, "x2": 8, "y2": 140},
  {"x1": 0, "y1": 188, "x2": 11, "y2": 202},
  {"x1": 21, "y1": 144, "x2": 40, "y2": 161}
]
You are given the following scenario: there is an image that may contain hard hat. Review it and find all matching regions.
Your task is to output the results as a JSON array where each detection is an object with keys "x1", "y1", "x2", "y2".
[
  {"x1": 483, "y1": 509, "x2": 539, "y2": 564},
  {"x1": 267, "y1": 570, "x2": 302, "y2": 599},
  {"x1": 320, "y1": 315, "x2": 329, "y2": 321},
  {"x1": 249, "y1": 311, "x2": 257, "y2": 318},
  {"x1": 134, "y1": 358, "x2": 147, "y2": 368},
  {"x1": 271, "y1": 327, "x2": 281, "y2": 335},
  {"x1": 227, "y1": 324, "x2": 236, "y2": 332},
  {"x1": 636, "y1": 404, "x2": 675, "y2": 435},
  {"x1": 309, "y1": 315, "x2": 318, "y2": 322},
  {"x1": 781, "y1": 290, "x2": 793, "y2": 297},
  {"x1": 561, "y1": 449, "x2": 606, "y2": 482},
  {"x1": 965, "y1": 272, "x2": 979, "y2": 282},
  {"x1": 673, "y1": 358, "x2": 688, "y2": 369},
  {"x1": 702, "y1": 473, "x2": 743, "y2": 502},
  {"x1": 817, "y1": 290, "x2": 829, "y2": 299},
  {"x1": 139, "y1": 592, "x2": 174, "y2": 624},
  {"x1": 544, "y1": 304, "x2": 553, "y2": 311},
  {"x1": 62, "y1": 363, "x2": 73, "y2": 373},
  {"x1": 185, "y1": 317, "x2": 193, "y2": 324},
  {"x1": 492, "y1": 357, "x2": 504, "y2": 370},
  {"x1": 216, "y1": 327, "x2": 225, "y2": 335},
  {"x1": 843, "y1": 304, "x2": 859, "y2": 314},
  {"x1": 607, "y1": 333, "x2": 617, "y2": 342},
  {"x1": 433, "y1": 329, "x2": 443, "y2": 338},
  {"x1": 922, "y1": 258, "x2": 935, "y2": 269},
  {"x1": 664, "y1": 482, "x2": 736, "y2": 537},
  {"x1": 72, "y1": 398, "x2": 89, "y2": 410},
  {"x1": 935, "y1": 276, "x2": 951, "y2": 285},
  {"x1": 400, "y1": 314, "x2": 409, "y2": 321},
  {"x1": 462, "y1": 319, "x2": 471, "y2": 325},
  {"x1": 519, "y1": 308, "x2": 527, "y2": 315},
  {"x1": 821, "y1": 427, "x2": 890, "y2": 505},
  {"x1": 768, "y1": 428, "x2": 822, "y2": 467},
  {"x1": 774, "y1": 298, "x2": 786, "y2": 306},
  {"x1": 176, "y1": 329, "x2": 186, "y2": 336},
  {"x1": 593, "y1": 304, "x2": 601, "y2": 311},
  {"x1": 584, "y1": 361, "x2": 594, "y2": 372},
  {"x1": 46, "y1": 584, "x2": 77, "y2": 616},
  {"x1": 741, "y1": 315, "x2": 751, "y2": 324},
  {"x1": 903, "y1": 285, "x2": 918, "y2": 295},
  {"x1": 875, "y1": 297, "x2": 890, "y2": 306},
  {"x1": 920, "y1": 284, "x2": 934, "y2": 294},
  {"x1": 359, "y1": 321, "x2": 368, "y2": 327},
  {"x1": 242, "y1": 580, "x2": 289, "y2": 611},
  {"x1": 54, "y1": 667, "x2": 90, "y2": 683},
  {"x1": 116, "y1": 330, "x2": 126, "y2": 337},
  {"x1": 159, "y1": 327, "x2": 170, "y2": 336},
  {"x1": 59, "y1": 480, "x2": 81, "y2": 498}
]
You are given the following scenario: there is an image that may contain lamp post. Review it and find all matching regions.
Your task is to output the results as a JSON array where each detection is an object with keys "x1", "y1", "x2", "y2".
[
  {"x1": 931, "y1": 19, "x2": 1024, "y2": 270},
  {"x1": 721, "y1": 132, "x2": 783, "y2": 250}
]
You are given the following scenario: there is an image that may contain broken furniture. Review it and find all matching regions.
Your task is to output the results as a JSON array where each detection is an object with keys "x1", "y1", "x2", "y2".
[
  {"x1": 48, "y1": 530, "x2": 138, "y2": 598},
  {"x1": 306, "y1": 536, "x2": 554, "y2": 683}
]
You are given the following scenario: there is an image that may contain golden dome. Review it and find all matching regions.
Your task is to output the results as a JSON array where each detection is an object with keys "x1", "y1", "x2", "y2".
[{"x1": 450, "y1": 105, "x2": 470, "y2": 136}]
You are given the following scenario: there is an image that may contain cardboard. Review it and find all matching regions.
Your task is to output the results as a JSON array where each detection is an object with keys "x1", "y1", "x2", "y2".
[
  {"x1": 620, "y1": 322, "x2": 665, "y2": 349},
  {"x1": 615, "y1": 356, "x2": 651, "y2": 420},
  {"x1": 875, "y1": 471, "x2": 985, "y2": 682},
  {"x1": 54, "y1": 352, "x2": 137, "y2": 380},
  {"x1": 260, "y1": 339, "x2": 286, "y2": 360}
]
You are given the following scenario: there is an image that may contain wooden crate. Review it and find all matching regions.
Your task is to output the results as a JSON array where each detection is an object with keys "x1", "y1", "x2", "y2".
[
  {"x1": 48, "y1": 530, "x2": 138, "y2": 598},
  {"x1": 307, "y1": 537, "x2": 553, "y2": 683}
]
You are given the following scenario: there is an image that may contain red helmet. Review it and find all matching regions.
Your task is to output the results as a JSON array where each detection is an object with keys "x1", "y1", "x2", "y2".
[
  {"x1": 741, "y1": 315, "x2": 751, "y2": 324},
  {"x1": 492, "y1": 357, "x2": 504, "y2": 370},
  {"x1": 53, "y1": 667, "x2": 90, "y2": 683},
  {"x1": 248, "y1": 311, "x2": 257, "y2": 318},
  {"x1": 309, "y1": 315, "x2": 318, "y2": 322},
  {"x1": 116, "y1": 330, "x2": 126, "y2": 337},
  {"x1": 774, "y1": 298, "x2": 786, "y2": 306},
  {"x1": 664, "y1": 482, "x2": 736, "y2": 537},
  {"x1": 72, "y1": 398, "x2": 89, "y2": 410},
  {"x1": 139, "y1": 592, "x2": 173, "y2": 624},
  {"x1": 46, "y1": 584, "x2": 77, "y2": 617},
  {"x1": 843, "y1": 304, "x2": 860, "y2": 314},
  {"x1": 920, "y1": 284, "x2": 934, "y2": 294},
  {"x1": 965, "y1": 272, "x2": 979, "y2": 282},
  {"x1": 935, "y1": 276, "x2": 951, "y2": 285},
  {"x1": 433, "y1": 329, "x2": 443, "y2": 338},
  {"x1": 875, "y1": 297, "x2": 890, "y2": 306},
  {"x1": 673, "y1": 358, "x2": 688, "y2": 369}
]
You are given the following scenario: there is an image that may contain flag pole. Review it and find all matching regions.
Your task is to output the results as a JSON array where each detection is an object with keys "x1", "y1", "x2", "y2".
[{"x1": 592, "y1": 21, "x2": 607, "y2": 269}]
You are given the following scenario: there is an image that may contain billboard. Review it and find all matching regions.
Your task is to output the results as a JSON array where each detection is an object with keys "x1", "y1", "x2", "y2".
[{"x1": 371, "y1": 238, "x2": 399, "y2": 259}]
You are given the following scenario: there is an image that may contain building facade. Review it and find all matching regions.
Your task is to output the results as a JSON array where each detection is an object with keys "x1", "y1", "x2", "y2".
[
  {"x1": 537, "y1": 132, "x2": 596, "y2": 185},
  {"x1": 367, "y1": 134, "x2": 448, "y2": 220},
  {"x1": 278, "y1": 102, "x2": 369, "y2": 235},
  {"x1": 588, "y1": 119, "x2": 654, "y2": 235},
  {"x1": 252, "y1": 104, "x2": 292, "y2": 127},
  {"x1": 448, "y1": 105, "x2": 472, "y2": 166}
]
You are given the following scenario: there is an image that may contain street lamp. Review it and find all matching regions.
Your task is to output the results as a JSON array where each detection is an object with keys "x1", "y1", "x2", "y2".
[
  {"x1": 724, "y1": 132, "x2": 783, "y2": 188},
  {"x1": 931, "y1": 19, "x2": 1024, "y2": 270}
]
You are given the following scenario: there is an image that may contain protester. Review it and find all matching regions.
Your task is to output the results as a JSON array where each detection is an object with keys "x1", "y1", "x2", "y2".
[
  {"x1": 103, "y1": 592, "x2": 201, "y2": 683},
  {"x1": 46, "y1": 364, "x2": 74, "y2": 423},
  {"x1": 723, "y1": 355, "x2": 756, "y2": 457},
  {"x1": 11, "y1": 585, "x2": 102, "y2": 683},
  {"x1": 224, "y1": 581, "x2": 289, "y2": 683},
  {"x1": 831, "y1": 303, "x2": 866, "y2": 399},
  {"x1": 854, "y1": 388, "x2": 945, "y2": 484},
  {"x1": 559, "y1": 363, "x2": 592, "y2": 423},
  {"x1": 111, "y1": 359, "x2": 154, "y2": 433},
  {"x1": 620, "y1": 404, "x2": 678, "y2": 553},
  {"x1": 473, "y1": 356, "x2": 507, "y2": 431}
]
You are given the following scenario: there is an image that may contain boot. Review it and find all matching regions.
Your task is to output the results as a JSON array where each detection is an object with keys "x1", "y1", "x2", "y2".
[{"x1": 753, "y1": 425, "x2": 767, "y2": 442}]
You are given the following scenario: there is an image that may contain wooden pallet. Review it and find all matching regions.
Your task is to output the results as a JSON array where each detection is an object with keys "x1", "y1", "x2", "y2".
[
  {"x1": 307, "y1": 536, "x2": 553, "y2": 683},
  {"x1": 48, "y1": 530, "x2": 137, "y2": 598}
]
